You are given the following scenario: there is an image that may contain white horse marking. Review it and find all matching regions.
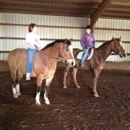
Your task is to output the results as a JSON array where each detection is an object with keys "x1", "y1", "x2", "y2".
[
  {"x1": 35, "y1": 92, "x2": 41, "y2": 105},
  {"x1": 12, "y1": 84, "x2": 21, "y2": 98},
  {"x1": 16, "y1": 84, "x2": 21, "y2": 96},
  {"x1": 12, "y1": 87, "x2": 17, "y2": 98},
  {"x1": 44, "y1": 92, "x2": 50, "y2": 105},
  {"x1": 69, "y1": 45, "x2": 75, "y2": 66}
]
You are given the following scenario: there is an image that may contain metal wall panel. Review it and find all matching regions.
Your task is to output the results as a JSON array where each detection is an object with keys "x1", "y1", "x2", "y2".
[
  {"x1": 0, "y1": 13, "x2": 89, "y2": 60},
  {"x1": 95, "y1": 30, "x2": 130, "y2": 41},
  {"x1": 0, "y1": 13, "x2": 130, "y2": 61}
]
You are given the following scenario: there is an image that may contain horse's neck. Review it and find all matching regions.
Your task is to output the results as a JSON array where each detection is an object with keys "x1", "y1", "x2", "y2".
[
  {"x1": 43, "y1": 47, "x2": 60, "y2": 62},
  {"x1": 96, "y1": 41, "x2": 112, "y2": 61}
]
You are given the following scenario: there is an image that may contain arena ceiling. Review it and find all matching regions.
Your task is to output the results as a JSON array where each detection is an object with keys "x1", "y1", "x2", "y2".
[{"x1": 0, "y1": 0, "x2": 130, "y2": 25}]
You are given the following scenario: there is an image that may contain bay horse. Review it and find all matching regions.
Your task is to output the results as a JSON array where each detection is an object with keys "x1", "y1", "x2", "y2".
[
  {"x1": 8, "y1": 39, "x2": 75, "y2": 105},
  {"x1": 63, "y1": 37, "x2": 127, "y2": 97}
]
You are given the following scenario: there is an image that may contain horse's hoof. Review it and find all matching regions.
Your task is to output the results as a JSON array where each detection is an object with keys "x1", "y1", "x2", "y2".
[
  {"x1": 14, "y1": 96, "x2": 18, "y2": 98},
  {"x1": 17, "y1": 92, "x2": 21, "y2": 96},
  {"x1": 45, "y1": 100, "x2": 50, "y2": 105},
  {"x1": 77, "y1": 86, "x2": 80, "y2": 88},
  {"x1": 63, "y1": 86, "x2": 67, "y2": 89},
  {"x1": 36, "y1": 101, "x2": 41, "y2": 105},
  {"x1": 94, "y1": 93, "x2": 99, "y2": 97},
  {"x1": 13, "y1": 95, "x2": 18, "y2": 98}
]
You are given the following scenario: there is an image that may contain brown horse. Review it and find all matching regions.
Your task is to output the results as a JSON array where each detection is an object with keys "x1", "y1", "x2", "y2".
[
  {"x1": 63, "y1": 37, "x2": 127, "y2": 97},
  {"x1": 8, "y1": 39, "x2": 75, "y2": 105}
]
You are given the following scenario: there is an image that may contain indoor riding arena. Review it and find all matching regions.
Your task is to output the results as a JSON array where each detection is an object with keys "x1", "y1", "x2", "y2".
[{"x1": 0, "y1": 1, "x2": 130, "y2": 130}]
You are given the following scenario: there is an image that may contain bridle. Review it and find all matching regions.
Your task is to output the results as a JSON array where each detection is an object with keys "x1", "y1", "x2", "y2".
[
  {"x1": 59, "y1": 45, "x2": 68, "y2": 61},
  {"x1": 42, "y1": 44, "x2": 70, "y2": 61},
  {"x1": 113, "y1": 40, "x2": 125, "y2": 55}
]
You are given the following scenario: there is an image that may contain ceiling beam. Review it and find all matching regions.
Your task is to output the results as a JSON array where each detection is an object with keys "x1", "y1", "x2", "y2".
[
  {"x1": 90, "y1": 0, "x2": 113, "y2": 26},
  {"x1": 103, "y1": 12, "x2": 130, "y2": 17},
  {"x1": 0, "y1": 9, "x2": 90, "y2": 17},
  {"x1": 0, "y1": 8, "x2": 129, "y2": 19},
  {"x1": 100, "y1": 15, "x2": 130, "y2": 20},
  {"x1": 0, "y1": 0, "x2": 130, "y2": 6},
  {"x1": 64, "y1": 0, "x2": 130, "y2": 6},
  {"x1": 107, "y1": 7, "x2": 130, "y2": 12},
  {"x1": 1, "y1": 5, "x2": 129, "y2": 18},
  {"x1": 0, "y1": 0, "x2": 129, "y2": 20},
  {"x1": 0, "y1": 0, "x2": 130, "y2": 11},
  {"x1": 0, "y1": 5, "x2": 93, "y2": 14},
  {"x1": 68, "y1": 0, "x2": 130, "y2": 6},
  {"x1": 0, "y1": 0, "x2": 90, "y2": 9},
  {"x1": 0, "y1": 0, "x2": 4, "y2": 7},
  {"x1": 1, "y1": 0, "x2": 92, "y2": 3},
  {"x1": 1, "y1": 5, "x2": 130, "y2": 19}
]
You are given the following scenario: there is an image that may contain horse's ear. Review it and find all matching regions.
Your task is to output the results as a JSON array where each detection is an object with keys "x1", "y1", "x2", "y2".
[
  {"x1": 119, "y1": 36, "x2": 122, "y2": 40},
  {"x1": 112, "y1": 36, "x2": 116, "y2": 42},
  {"x1": 64, "y1": 38, "x2": 67, "y2": 43}
]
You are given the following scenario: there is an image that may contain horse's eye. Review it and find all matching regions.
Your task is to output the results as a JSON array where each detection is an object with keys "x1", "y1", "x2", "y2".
[
  {"x1": 66, "y1": 49, "x2": 69, "y2": 51},
  {"x1": 118, "y1": 44, "x2": 121, "y2": 47}
]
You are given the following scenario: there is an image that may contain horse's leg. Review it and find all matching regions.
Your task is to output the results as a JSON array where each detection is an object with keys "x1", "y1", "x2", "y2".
[
  {"x1": 11, "y1": 69, "x2": 23, "y2": 98},
  {"x1": 63, "y1": 67, "x2": 69, "y2": 89},
  {"x1": 44, "y1": 75, "x2": 54, "y2": 105},
  {"x1": 16, "y1": 70, "x2": 23, "y2": 96},
  {"x1": 92, "y1": 69, "x2": 101, "y2": 97},
  {"x1": 35, "y1": 75, "x2": 43, "y2": 105},
  {"x1": 10, "y1": 68, "x2": 18, "y2": 98},
  {"x1": 72, "y1": 67, "x2": 80, "y2": 88}
]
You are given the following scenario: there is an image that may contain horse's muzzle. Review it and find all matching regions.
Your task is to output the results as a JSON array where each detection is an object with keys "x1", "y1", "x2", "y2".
[
  {"x1": 119, "y1": 51, "x2": 127, "y2": 58},
  {"x1": 67, "y1": 62, "x2": 74, "y2": 67},
  {"x1": 67, "y1": 59, "x2": 75, "y2": 67}
]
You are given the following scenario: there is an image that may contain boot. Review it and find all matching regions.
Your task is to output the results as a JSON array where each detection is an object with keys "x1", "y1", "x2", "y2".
[{"x1": 26, "y1": 73, "x2": 31, "y2": 80}]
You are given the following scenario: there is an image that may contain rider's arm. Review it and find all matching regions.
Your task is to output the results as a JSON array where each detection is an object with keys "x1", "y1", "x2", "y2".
[{"x1": 80, "y1": 33, "x2": 86, "y2": 48}]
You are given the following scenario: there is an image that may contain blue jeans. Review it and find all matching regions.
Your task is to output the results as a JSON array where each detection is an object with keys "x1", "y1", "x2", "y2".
[
  {"x1": 81, "y1": 47, "x2": 91, "y2": 65},
  {"x1": 26, "y1": 48, "x2": 37, "y2": 73}
]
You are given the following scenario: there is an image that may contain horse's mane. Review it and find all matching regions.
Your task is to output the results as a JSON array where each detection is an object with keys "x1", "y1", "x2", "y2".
[
  {"x1": 41, "y1": 39, "x2": 71, "y2": 50},
  {"x1": 98, "y1": 40, "x2": 111, "y2": 48},
  {"x1": 97, "y1": 38, "x2": 121, "y2": 49}
]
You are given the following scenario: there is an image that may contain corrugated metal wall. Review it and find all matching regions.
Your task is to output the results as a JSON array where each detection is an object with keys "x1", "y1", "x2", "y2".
[
  {"x1": 0, "y1": 13, "x2": 89, "y2": 60},
  {"x1": 0, "y1": 13, "x2": 130, "y2": 61},
  {"x1": 95, "y1": 18, "x2": 130, "y2": 61}
]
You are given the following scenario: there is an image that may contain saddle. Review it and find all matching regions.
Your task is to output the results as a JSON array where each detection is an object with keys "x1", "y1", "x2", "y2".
[
  {"x1": 77, "y1": 48, "x2": 94, "y2": 60},
  {"x1": 77, "y1": 48, "x2": 94, "y2": 69}
]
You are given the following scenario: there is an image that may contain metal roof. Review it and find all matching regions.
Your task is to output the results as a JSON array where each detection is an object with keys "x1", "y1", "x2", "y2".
[{"x1": 0, "y1": 0, "x2": 130, "y2": 20}]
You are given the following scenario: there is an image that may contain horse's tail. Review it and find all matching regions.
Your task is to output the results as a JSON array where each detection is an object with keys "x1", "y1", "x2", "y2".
[
  {"x1": 8, "y1": 62, "x2": 19, "y2": 88},
  {"x1": 8, "y1": 69, "x2": 12, "y2": 88}
]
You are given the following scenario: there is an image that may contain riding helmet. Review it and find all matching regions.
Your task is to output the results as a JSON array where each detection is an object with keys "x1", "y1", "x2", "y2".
[{"x1": 86, "y1": 25, "x2": 92, "y2": 30}]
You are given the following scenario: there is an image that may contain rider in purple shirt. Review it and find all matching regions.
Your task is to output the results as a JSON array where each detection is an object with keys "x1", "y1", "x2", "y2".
[{"x1": 80, "y1": 25, "x2": 95, "y2": 66}]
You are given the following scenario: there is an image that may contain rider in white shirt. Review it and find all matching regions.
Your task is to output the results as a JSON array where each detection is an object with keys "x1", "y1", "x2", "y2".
[{"x1": 26, "y1": 23, "x2": 42, "y2": 80}]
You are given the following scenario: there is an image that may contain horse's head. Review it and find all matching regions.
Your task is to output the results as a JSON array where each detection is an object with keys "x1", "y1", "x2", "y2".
[
  {"x1": 111, "y1": 37, "x2": 127, "y2": 58},
  {"x1": 59, "y1": 39, "x2": 75, "y2": 67}
]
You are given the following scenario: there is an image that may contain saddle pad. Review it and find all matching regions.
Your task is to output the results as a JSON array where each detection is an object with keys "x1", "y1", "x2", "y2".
[
  {"x1": 77, "y1": 48, "x2": 94, "y2": 60},
  {"x1": 77, "y1": 52, "x2": 84, "y2": 59}
]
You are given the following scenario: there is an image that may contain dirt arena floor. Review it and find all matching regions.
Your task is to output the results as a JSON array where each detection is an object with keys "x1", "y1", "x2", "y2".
[{"x1": 0, "y1": 61, "x2": 130, "y2": 130}]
